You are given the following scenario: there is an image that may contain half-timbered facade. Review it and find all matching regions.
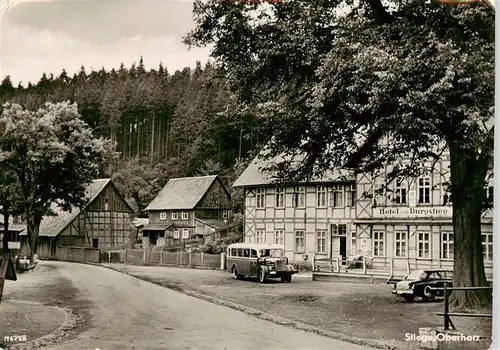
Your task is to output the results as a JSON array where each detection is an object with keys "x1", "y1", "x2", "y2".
[
  {"x1": 233, "y1": 155, "x2": 356, "y2": 264},
  {"x1": 235, "y1": 146, "x2": 493, "y2": 276},
  {"x1": 19, "y1": 179, "x2": 135, "y2": 258},
  {"x1": 354, "y1": 155, "x2": 494, "y2": 277},
  {"x1": 143, "y1": 175, "x2": 232, "y2": 248}
]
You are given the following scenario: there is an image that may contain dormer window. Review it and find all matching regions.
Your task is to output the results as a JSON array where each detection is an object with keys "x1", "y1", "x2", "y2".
[
  {"x1": 222, "y1": 210, "x2": 228, "y2": 219},
  {"x1": 172, "y1": 212, "x2": 178, "y2": 220},
  {"x1": 160, "y1": 211, "x2": 167, "y2": 221},
  {"x1": 182, "y1": 212, "x2": 188, "y2": 220}
]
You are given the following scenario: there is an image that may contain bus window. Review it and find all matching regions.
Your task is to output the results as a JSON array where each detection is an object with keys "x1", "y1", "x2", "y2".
[
  {"x1": 260, "y1": 249, "x2": 270, "y2": 257},
  {"x1": 237, "y1": 249, "x2": 243, "y2": 257},
  {"x1": 243, "y1": 249, "x2": 250, "y2": 257},
  {"x1": 250, "y1": 249, "x2": 258, "y2": 258}
]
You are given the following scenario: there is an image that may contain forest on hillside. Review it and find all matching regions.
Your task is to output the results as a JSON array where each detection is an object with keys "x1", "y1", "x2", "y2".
[{"x1": 0, "y1": 58, "x2": 260, "y2": 216}]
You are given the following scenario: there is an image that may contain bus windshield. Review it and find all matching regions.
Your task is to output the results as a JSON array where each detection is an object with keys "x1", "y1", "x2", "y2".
[{"x1": 259, "y1": 249, "x2": 283, "y2": 258}]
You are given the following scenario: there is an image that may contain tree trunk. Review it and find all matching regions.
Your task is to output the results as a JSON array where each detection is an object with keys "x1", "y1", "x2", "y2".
[
  {"x1": 27, "y1": 216, "x2": 42, "y2": 265},
  {"x1": 165, "y1": 118, "x2": 170, "y2": 158},
  {"x1": 2, "y1": 204, "x2": 9, "y2": 252},
  {"x1": 238, "y1": 118, "x2": 243, "y2": 160},
  {"x1": 448, "y1": 141, "x2": 491, "y2": 309},
  {"x1": 151, "y1": 116, "x2": 155, "y2": 163},
  {"x1": 137, "y1": 119, "x2": 140, "y2": 157}
]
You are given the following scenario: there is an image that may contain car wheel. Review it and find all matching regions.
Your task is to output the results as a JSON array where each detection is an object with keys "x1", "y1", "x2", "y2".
[
  {"x1": 258, "y1": 268, "x2": 267, "y2": 283},
  {"x1": 403, "y1": 295, "x2": 415, "y2": 302},
  {"x1": 422, "y1": 286, "x2": 435, "y2": 301},
  {"x1": 280, "y1": 275, "x2": 287, "y2": 283},
  {"x1": 232, "y1": 266, "x2": 241, "y2": 280},
  {"x1": 286, "y1": 274, "x2": 292, "y2": 283}
]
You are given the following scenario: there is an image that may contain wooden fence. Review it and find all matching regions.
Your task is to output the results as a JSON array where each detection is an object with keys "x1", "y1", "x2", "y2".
[
  {"x1": 55, "y1": 246, "x2": 100, "y2": 263},
  {"x1": 102, "y1": 249, "x2": 225, "y2": 270}
]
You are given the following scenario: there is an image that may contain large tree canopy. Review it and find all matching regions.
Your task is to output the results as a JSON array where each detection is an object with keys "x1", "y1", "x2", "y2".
[
  {"x1": 185, "y1": 0, "x2": 494, "y2": 308},
  {"x1": 0, "y1": 101, "x2": 114, "y2": 263}
]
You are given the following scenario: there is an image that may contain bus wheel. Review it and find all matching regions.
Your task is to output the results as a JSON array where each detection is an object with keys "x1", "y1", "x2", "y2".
[{"x1": 232, "y1": 266, "x2": 241, "y2": 280}]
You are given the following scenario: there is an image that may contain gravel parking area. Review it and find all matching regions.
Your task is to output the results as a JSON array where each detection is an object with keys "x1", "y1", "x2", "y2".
[{"x1": 103, "y1": 264, "x2": 492, "y2": 350}]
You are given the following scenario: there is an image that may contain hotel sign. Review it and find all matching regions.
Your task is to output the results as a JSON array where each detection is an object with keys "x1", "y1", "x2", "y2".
[{"x1": 374, "y1": 206, "x2": 452, "y2": 219}]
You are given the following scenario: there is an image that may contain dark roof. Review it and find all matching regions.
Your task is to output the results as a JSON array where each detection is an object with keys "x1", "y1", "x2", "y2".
[
  {"x1": 20, "y1": 179, "x2": 114, "y2": 237},
  {"x1": 233, "y1": 149, "x2": 354, "y2": 188},
  {"x1": 141, "y1": 223, "x2": 172, "y2": 231},
  {"x1": 195, "y1": 218, "x2": 228, "y2": 231},
  {"x1": 145, "y1": 175, "x2": 222, "y2": 211}
]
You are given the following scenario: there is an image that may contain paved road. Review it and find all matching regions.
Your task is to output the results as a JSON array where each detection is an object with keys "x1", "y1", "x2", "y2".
[{"x1": 36, "y1": 261, "x2": 373, "y2": 350}]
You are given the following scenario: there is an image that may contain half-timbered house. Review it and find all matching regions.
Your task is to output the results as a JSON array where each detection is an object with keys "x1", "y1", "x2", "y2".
[
  {"x1": 236, "y1": 142, "x2": 493, "y2": 277},
  {"x1": 233, "y1": 154, "x2": 356, "y2": 264},
  {"x1": 142, "y1": 175, "x2": 232, "y2": 248},
  {"x1": 354, "y1": 140, "x2": 494, "y2": 277},
  {"x1": 19, "y1": 179, "x2": 135, "y2": 258}
]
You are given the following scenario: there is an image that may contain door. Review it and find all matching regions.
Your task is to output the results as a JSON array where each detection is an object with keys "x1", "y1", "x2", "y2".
[
  {"x1": 92, "y1": 238, "x2": 99, "y2": 249},
  {"x1": 339, "y1": 237, "x2": 347, "y2": 265},
  {"x1": 50, "y1": 238, "x2": 57, "y2": 257}
]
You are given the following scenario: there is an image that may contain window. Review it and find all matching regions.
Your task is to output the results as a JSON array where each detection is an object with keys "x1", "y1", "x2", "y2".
[
  {"x1": 173, "y1": 229, "x2": 180, "y2": 239},
  {"x1": 182, "y1": 229, "x2": 189, "y2": 239},
  {"x1": 250, "y1": 249, "x2": 258, "y2": 258},
  {"x1": 351, "y1": 239, "x2": 357, "y2": 254},
  {"x1": 393, "y1": 180, "x2": 407, "y2": 205},
  {"x1": 441, "y1": 232, "x2": 454, "y2": 260},
  {"x1": 395, "y1": 232, "x2": 407, "y2": 257},
  {"x1": 104, "y1": 198, "x2": 109, "y2": 211},
  {"x1": 295, "y1": 231, "x2": 305, "y2": 252},
  {"x1": 256, "y1": 189, "x2": 265, "y2": 208},
  {"x1": 256, "y1": 230, "x2": 265, "y2": 243},
  {"x1": 331, "y1": 224, "x2": 347, "y2": 236},
  {"x1": 275, "y1": 230, "x2": 284, "y2": 245},
  {"x1": 316, "y1": 231, "x2": 327, "y2": 254},
  {"x1": 222, "y1": 210, "x2": 228, "y2": 219},
  {"x1": 373, "y1": 231, "x2": 385, "y2": 256},
  {"x1": 172, "y1": 212, "x2": 178, "y2": 220},
  {"x1": 160, "y1": 211, "x2": 167, "y2": 221},
  {"x1": 482, "y1": 233, "x2": 493, "y2": 261},
  {"x1": 417, "y1": 232, "x2": 430, "y2": 258},
  {"x1": 330, "y1": 184, "x2": 344, "y2": 207},
  {"x1": 317, "y1": 186, "x2": 327, "y2": 207},
  {"x1": 418, "y1": 176, "x2": 431, "y2": 204},
  {"x1": 373, "y1": 178, "x2": 385, "y2": 206},
  {"x1": 345, "y1": 184, "x2": 356, "y2": 207},
  {"x1": 292, "y1": 186, "x2": 305, "y2": 208},
  {"x1": 275, "y1": 187, "x2": 285, "y2": 208},
  {"x1": 182, "y1": 212, "x2": 188, "y2": 220}
]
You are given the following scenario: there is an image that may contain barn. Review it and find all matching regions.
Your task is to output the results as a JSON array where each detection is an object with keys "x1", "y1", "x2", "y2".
[{"x1": 19, "y1": 178, "x2": 135, "y2": 258}]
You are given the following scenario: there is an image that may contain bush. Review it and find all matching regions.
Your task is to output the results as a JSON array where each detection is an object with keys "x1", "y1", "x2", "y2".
[
  {"x1": 293, "y1": 261, "x2": 313, "y2": 272},
  {"x1": 200, "y1": 241, "x2": 227, "y2": 254}
]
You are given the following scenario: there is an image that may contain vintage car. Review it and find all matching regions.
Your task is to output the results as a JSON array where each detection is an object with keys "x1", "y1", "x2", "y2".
[
  {"x1": 226, "y1": 243, "x2": 297, "y2": 283},
  {"x1": 387, "y1": 269, "x2": 453, "y2": 302}
]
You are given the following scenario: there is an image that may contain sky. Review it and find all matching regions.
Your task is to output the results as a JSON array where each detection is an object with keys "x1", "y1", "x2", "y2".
[{"x1": 0, "y1": 0, "x2": 211, "y2": 86}]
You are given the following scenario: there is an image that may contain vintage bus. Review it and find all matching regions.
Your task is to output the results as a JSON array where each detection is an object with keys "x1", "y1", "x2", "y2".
[{"x1": 226, "y1": 243, "x2": 297, "y2": 283}]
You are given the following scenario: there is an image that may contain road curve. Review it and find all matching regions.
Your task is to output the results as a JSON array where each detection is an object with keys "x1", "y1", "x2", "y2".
[{"x1": 40, "y1": 261, "x2": 373, "y2": 350}]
